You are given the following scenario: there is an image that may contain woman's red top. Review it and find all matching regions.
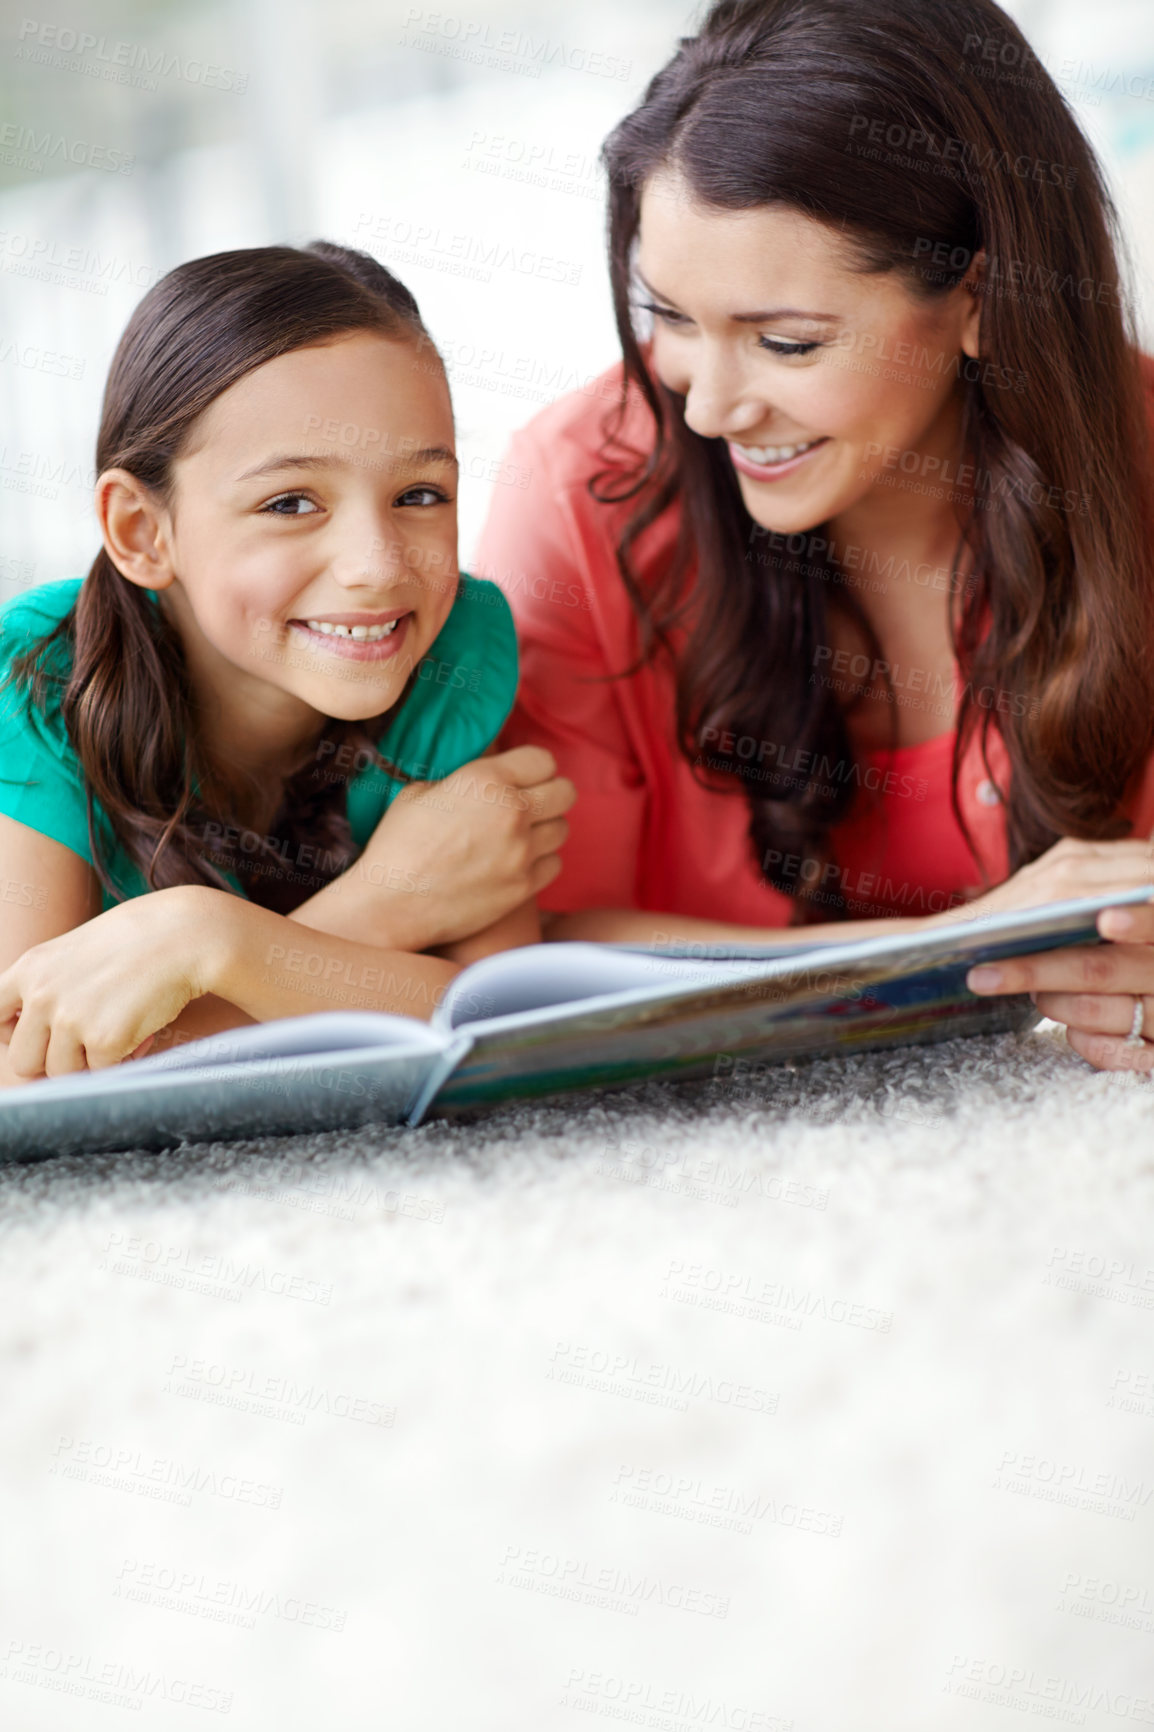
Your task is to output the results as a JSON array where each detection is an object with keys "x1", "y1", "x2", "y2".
[{"x1": 474, "y1": 355, "x2": 1154, "y2": 923}]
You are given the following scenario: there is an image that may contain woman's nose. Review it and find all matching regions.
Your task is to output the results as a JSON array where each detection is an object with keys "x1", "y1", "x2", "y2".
[{"x1": 682, "y1": 355, "x2": 768, "y2": 442}]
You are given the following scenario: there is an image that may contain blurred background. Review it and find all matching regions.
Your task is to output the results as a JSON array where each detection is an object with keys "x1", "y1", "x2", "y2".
[{"x1": 1, "y1": 0, "x2": 1154, "y2": 589}]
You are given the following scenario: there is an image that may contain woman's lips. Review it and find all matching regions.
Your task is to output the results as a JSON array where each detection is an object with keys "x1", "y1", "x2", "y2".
[
  {"x1": 286, "y1": 611, "x2": 412, "y2": 662},
  {"x1": 728, "y1": 438, "x2": 830, "y2": 482}
]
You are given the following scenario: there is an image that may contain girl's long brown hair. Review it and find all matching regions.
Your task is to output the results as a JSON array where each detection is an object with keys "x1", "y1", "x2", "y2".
[
  {"x1": 8, "y1": 242, "x2": 437, "y2": 913},
  {"x1": 597, "y1": 0, "x2": 1154, "y2": 904}
]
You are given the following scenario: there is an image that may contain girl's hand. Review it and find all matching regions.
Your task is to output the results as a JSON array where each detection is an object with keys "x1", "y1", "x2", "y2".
[
  {"x1": 313, "y1": 744, "x2": 575, "y2": 951},
  {"x1": 958, "y1": 837, "x2": 1154, "y2": 1072},
  {"x1": 0, "y1": 886, "x2": 223, "y2": 1080}
]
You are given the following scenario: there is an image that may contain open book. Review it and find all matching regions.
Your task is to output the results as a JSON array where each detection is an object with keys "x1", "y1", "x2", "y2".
[{"x1": 1, "y1": 888, "x2": 1150, "y2": 1160}]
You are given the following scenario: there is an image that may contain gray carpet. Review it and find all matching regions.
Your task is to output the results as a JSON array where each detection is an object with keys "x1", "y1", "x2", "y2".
[{"x1": 1, "y1": 1020, "x2": 1152, "y2": 1732}]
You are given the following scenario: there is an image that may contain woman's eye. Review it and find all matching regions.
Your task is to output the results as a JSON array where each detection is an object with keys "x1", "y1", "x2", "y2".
[
  {"x1": 261, "y1": 492, "x2": 320, "y2": 516},
  {"x1": 396, "y1": 485, "x2": 450, "y2": 507},
  {"x1": 759, "y1": 337, "x2": 822, "y2": 357},
  {"x1": 637, "y1": 300, "x2": 688, "y2": 326},
  {"x1": 637, "y1": 300, "x2": 820, "y2": 356}
]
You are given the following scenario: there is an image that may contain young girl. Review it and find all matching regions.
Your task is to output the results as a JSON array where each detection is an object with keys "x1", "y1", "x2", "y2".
[
  {"x1": 0, "y1": 242, "x2": 574, "y2": 1086},
  {"x1": 475, "y1": 0, "x2": 1154, "y2": 1072}
]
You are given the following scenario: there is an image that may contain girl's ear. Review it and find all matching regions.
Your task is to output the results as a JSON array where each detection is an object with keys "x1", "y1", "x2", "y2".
[
  {"x1": 959, "y1": 248, "x2": 986, "y2": 361},
  {"x1": 95, "y1": 469, "x2": 176, "y2": 591}
]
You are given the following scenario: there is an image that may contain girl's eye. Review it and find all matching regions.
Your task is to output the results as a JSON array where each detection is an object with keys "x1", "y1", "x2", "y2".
[
  {"x1": 396, "y1": 485, "x2": 451, "y2": 507},
  {"x1": 758, "y1": 337, "x2": 822, "y2": 357},
  {"x1": 261, "y1": 492, "x2": 320, "y2": 516}
]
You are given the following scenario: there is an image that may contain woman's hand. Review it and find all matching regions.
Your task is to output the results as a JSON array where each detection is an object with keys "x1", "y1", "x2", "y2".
[
  {"x1": 933, "y1": 835, "x2": 1154, "y2": 924},
  {"x1": 0, "y1": 885, "x2": 223, "y2": 1081},
  {"x1": 957, "y1": 836, "x2": 1154, "y2": 1071},
  {"x1": 300, "y1": 744, "x2": 575, "y2": 951}
]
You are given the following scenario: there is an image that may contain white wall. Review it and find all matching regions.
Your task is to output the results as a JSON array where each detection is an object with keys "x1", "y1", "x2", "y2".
[{"x1": 2, "y1": 0, "x2": 1153, "y2": 595}]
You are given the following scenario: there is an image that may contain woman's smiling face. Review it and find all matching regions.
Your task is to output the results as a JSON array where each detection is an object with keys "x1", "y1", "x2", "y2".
[
  {"x1": 635, "y1": 169, "x2": 983, "y2": 534},
  {"x1": 159, "y1": 329, "x2": 459, "y2": 726}
]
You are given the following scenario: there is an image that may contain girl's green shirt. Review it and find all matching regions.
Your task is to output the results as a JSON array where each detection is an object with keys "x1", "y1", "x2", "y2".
[{"x1": 0, "y1": 574, "x2": 518, "y2": 910}]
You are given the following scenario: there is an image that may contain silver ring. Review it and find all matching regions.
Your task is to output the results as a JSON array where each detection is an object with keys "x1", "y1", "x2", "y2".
[{"x1": 1126, "y1": 997, "x2": 1146, "y2": 1045}]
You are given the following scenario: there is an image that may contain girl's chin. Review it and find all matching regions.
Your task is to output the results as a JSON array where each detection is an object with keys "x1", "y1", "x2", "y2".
[
  {"x1": 299, "y1": 664, "x2": 413, "y2": 716},
  {"x1": 249, "y1": 649, "x2": 415, "y2": 724}
]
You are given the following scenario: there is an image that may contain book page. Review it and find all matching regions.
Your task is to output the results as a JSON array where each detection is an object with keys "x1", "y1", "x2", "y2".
[
  {"x1": 0, "y1": 1013, "x2": 449, "y2": 1162},
  {"x1": 129, "y1": 1013, "x2": 446, "y2": 1074},
  {"x1": 432, "y1": 943, "x2": 774, "y2": 1033}
]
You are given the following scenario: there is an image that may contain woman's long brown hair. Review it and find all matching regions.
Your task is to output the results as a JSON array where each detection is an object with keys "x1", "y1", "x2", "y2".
[
  {"x1": 7, "y1": 242, "x2": 437, "y2": 913},
  {"x1": 597, "y1": 0, "x2": 1154, "y2": 905}
]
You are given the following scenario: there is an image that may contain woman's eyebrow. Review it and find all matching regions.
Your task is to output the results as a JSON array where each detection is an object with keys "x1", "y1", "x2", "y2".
[
  {"x1": 236, "y1": 446, "x2": 459, "y2": 482},
  {"x1": 634, "y1": 267, "x2": 839, "y2": 325},
  {"x1": 730, "y1": 308, "x2": 841, "y2": 325},
  {"x1": 633, "y1": 267, "x2": 681, "y2": 307}
]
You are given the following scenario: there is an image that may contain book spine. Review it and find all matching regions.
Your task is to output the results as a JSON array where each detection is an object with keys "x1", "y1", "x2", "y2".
[{"x1": 406, "y1": 1033, "x2": 476, "y2": 1126}]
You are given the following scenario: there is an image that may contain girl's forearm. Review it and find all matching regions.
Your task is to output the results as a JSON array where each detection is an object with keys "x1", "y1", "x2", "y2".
[
  {"x1": 199, "y1": 889, "x2": 459, "y2": 1022},
  {"x1": 286, "y1": 856, "x2": 430, "y2": 949},
  {"x1": 430, "y1": 898, "x2": 540, "y2": 967}
]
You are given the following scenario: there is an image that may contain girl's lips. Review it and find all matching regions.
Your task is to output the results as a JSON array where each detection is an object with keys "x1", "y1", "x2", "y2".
[
  {"x1": 287, "y1": 611, "x2": 412, "y2": 662},
  {"x1": 728, "y1": 438, "x2": 830, "y2": 482}
]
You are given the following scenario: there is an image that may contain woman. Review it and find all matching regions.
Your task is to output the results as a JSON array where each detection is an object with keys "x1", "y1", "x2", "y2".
[{"x1": 475, "y1": 0, "x2": 1154, "y2": 1072}]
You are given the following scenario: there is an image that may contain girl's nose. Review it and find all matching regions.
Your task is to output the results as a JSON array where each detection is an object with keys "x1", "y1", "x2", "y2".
[{"x1": 330, "y1": 530, "x2": 405, "y2": 588}]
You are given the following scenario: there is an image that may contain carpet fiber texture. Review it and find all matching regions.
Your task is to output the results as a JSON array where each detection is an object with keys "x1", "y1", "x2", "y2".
[{"x1": 1, "y1": 1020, "x2": 1152, "y2": 1732}]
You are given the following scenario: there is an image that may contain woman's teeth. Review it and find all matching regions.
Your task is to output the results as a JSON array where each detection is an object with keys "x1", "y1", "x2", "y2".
[
  {"x1": 736, "y1": 439, "x2": 819, "y2": 464},
  {"x1": 304, "y1": 619, "x2": 399, "y2": 640}
]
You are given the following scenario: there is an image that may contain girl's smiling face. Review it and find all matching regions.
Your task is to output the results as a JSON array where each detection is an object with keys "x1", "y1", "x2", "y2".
[
  {"x1": 635, "y1": 171, "x2": 983, "y2": 536},
  {"x1": 106, "y1": 329, "x2": 459, "y2": 751}
]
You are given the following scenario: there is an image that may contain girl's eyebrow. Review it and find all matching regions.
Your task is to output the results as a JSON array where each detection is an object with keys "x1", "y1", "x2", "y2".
[
  {"x1": 634, "y1": 267, "x2": 839, "y2": 326},
  {"x1": 236, "y1": 446, "x2": 459, "y2": 482}
]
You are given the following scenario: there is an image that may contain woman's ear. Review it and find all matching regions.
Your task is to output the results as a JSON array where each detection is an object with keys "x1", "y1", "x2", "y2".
[
  {"x1": 95, "y1": 469, "x2": 176, "y2": 591},
  {"x1": 959, "y1": 248, "x2": 986, "y2": 360}
]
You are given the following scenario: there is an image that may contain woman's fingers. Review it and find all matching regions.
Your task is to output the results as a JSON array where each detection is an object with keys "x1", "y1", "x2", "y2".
[
  {"x1": 1098, "y1": 903, "x2": 1154, "y2": 942},
  {"x1": 1041, "y1": 836, "x2": 1154, "y2": 863},
  {"x1": 1032, "y1": 859, "x2": 1154, "y2": 893},
  {"x1": 962, "y1": 887, "x2": 1154, "y2": 1074},
  {"x1": 1033, "y1": 990, "x2": 1146, "y2": 1035},
  {"x1": 1056, "y1": 836, "x2": 1154, "y2": 857},
  {"x1": 1066, "y1": 1027, "x2": 1154, "y2": 1072},
  {"x1": 968, "y1": 940, "x2": 1154, "y2": 998}
]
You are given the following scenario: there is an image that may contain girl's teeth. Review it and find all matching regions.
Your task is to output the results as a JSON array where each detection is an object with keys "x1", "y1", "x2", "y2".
[
  {"x1": 737, "y1": 439, "x2": 819, "y2": 465},
  {"x1": 304, "y1": 619, "x2": 399, "y2": 640}
]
